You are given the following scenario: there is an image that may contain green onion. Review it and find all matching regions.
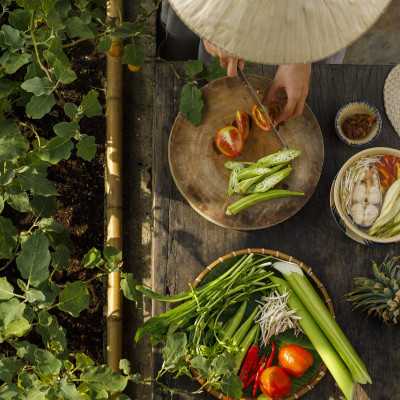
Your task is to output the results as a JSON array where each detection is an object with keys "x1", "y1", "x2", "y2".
[
  {"x1": 270, "y1": 276, "x2": 355, "y2": 400},
  {"x1": 273, "y1": 261, "x2": 371, "y2": 385},
  {"x1": 226, "y1": 190, "x2": 304, "y2": 216}
]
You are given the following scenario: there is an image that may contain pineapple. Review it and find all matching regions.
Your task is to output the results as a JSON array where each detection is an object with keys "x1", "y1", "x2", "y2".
[{"x1": 347, "y1": 255, "x2": 400, "y2": 325}]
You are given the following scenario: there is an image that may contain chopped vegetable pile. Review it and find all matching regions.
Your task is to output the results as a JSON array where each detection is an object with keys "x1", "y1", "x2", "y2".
[{"x1": 135, "y1": 253, "x2": 371, "y2": 400}]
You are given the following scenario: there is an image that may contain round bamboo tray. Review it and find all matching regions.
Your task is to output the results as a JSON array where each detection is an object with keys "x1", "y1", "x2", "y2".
[{"x1": 191, "y1": 248, "x2": 333, "y2": 400}]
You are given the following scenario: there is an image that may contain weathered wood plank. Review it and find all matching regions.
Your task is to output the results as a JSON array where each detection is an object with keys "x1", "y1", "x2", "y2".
[{"x1": 152, "y1": 63, "x2": 400, "y2": 399}]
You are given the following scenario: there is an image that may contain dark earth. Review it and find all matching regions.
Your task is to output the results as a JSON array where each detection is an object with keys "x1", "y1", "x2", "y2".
[{"x1": 2, "y1": 40, "x2": 107, "y2": 364}]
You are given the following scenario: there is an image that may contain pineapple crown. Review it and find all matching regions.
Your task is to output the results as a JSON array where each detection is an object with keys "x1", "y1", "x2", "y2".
[{"x1": 347, "y1": 254, "x2": 400, "y2": 325}]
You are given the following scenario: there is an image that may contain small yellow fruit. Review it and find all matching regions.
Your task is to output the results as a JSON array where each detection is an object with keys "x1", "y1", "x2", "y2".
[
  {"x1": 108, "y1": 41, "x2": 124, "y2": 57},
  {"x1": 127, "y1": 64, "x2": 143, "y2": 72}
]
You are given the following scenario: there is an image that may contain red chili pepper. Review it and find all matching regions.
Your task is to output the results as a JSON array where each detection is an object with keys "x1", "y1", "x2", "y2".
[
  {"x1": 239, "y1": 344, "x2": 259, "y2": 383},
  {"x1": 242, "y1": 356, "x2": 265, "y2": 390},
  {"x1": 266, "y1": 341, "x2": 276, "y2": 368},
  {"x1": 252, "y1": 342, "x2": 276, "y2": 398}
]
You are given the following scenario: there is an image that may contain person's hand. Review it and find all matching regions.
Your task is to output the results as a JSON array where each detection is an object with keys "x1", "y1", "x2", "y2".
[
  {"x1": 203, "y1": 39, "x2": 245, "y2": 77},
  {"x1": 262, "y1": 64, "x2": 311, "y2": 125}
]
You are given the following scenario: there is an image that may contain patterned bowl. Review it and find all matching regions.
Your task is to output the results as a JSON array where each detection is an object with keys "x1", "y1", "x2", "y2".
[
  {"x1": 335, "y1": 100, "x2": 381, "y2": 147},
  {"x1": 332, "y1": 147, "x2": 400, "y2": 245}
]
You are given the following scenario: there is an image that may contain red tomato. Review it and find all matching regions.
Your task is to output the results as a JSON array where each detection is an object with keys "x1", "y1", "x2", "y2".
[
  {"x1": 251, "y1": 104, "x2": 271, "y2": 132},
  {"x1": 278, "y1": 345, "x2": 314, "y2": 378},
  {"x1": 235, "y1": 109, "x2": 250, "y2": 140},
  {"x1": 214, "y1": 126, "x2": 244, "y2": 157},
  {"x1": 267, "y1": 102, "x2": 281, "y2": 122},
  {"x1": 259, "y1": 366, "x2": 291, "y2": 399}
]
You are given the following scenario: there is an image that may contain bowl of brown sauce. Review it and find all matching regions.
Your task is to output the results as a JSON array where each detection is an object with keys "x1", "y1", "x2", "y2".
[{"x1": 335, "y1": 100, "x2": 381, "y2": 147}]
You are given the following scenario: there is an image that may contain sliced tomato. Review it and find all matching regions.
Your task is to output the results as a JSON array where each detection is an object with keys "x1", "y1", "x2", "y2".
[
  {"x1": 215, "y1": 126, "x2": 244, "y2": 157},
  {"x1": 251, "y1": 104, "x2": 271, "y2": 132},
  {"x1": 267, "y1": 102, "x2": 281, "y2": 122},
  {"x1": 235, "y1": 109, "x2": 250, "y2": 140}
]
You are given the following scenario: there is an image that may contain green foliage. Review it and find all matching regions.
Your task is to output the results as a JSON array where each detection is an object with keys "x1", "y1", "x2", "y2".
[
  {"x1": 179, "y1": 58, "x2": 227, "y2": 126},
  {"x1": 0, "y1": 0, "x2": 151, "y2": 397}
]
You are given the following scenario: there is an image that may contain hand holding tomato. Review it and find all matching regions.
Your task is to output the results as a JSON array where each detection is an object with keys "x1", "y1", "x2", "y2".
[
  {"x1": 262, "y1": 64, "x2": 311, "y2": 125},
  {"x1": 259, "y1": 366, "x2": 291, "y2": 399},
  {"x1": 278, "y1": 344, "x2": 313, "y2": 378}
]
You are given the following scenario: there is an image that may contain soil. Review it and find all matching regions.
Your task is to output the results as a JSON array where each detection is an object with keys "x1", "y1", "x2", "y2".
[{"x1": 2, "y1": 40, "x2": 107, "y2": 364}]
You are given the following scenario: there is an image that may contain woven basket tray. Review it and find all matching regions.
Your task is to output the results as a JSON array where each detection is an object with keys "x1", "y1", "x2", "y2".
[
  {"x1": 384, "y1": 65, "x2": 400, "y2": 137},
  {"x1": 191, "y1": 248, "x2": 333, "y2": 400}
]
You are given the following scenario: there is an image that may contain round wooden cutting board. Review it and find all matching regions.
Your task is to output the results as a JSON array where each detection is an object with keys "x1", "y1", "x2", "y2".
[{"x1": 168, "y1": 75, "x2": 324, "y2": 230}]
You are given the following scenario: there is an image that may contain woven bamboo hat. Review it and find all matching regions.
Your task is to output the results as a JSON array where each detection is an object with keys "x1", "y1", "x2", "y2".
[{"x1": 168, "y1": 0, "x2": 391, "y2": 64}]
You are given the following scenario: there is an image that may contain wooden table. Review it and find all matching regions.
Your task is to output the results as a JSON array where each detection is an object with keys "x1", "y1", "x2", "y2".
[{"x1": 151, "y1": 63, "x2": 400, "y2": 400}]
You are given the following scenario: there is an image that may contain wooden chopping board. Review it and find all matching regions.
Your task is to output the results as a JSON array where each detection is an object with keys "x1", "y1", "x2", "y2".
[{"x1": 168, "y1": 74, "x2": 324, "y2": 230}]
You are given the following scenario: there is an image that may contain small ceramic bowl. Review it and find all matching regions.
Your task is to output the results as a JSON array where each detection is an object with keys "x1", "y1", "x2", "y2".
[
  {"x1": 335, "y1": 100, "x2": 382, "y2": 147},
  {"x1": 332, "y1": 147, "x2": 400, "y2": 245}
]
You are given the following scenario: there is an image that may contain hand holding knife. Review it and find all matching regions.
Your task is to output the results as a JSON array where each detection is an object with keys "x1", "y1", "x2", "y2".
[{"x1": 237, "y1": 68, "x2": 288, "y2": 150}]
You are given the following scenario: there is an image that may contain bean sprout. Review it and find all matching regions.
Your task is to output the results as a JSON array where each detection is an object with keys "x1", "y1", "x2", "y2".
[{"x1": 255, "y1": 289, "x2": 302, "y2": 347}]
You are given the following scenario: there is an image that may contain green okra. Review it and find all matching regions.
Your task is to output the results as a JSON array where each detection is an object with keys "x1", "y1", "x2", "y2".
[{"x1": 226, "y1": 189, "x2": 304, "y2": 215}]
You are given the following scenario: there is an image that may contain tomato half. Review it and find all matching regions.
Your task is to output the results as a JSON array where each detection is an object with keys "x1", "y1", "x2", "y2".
[
  {"x1": 251, "y1": 105, "x2": 271, "y2": 132},
  {"x1": 278, "y1": 345, "x2": 314, "y2": 378},
  {"x1": 235, "y1": 109, "x2": 250, "y2": 140},
  {"x1": 215, "y1": 126, "x2": 244, "y2": 157},
  {"x1": 259, "y1": 366, "x2": 291, "y2": 399}
]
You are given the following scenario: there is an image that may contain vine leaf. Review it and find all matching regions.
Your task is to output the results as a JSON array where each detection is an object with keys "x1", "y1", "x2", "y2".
[
  {"x1": 57, "y1": 378, "x2": 84, "y2": 400},
  {"x1": 2, "y1": 25, "x2": 25, "y2": 51},
  {"x1": 58, "y1": 281, "x2": 90, "y2": 317},
  {"x1": 64, "y1": 16, "x2": 95, "y2": 39},
  {"x1": 80, "y1": 365, "x2": 128, "y2": 394},
  {"x1": 51, "y1": 245, "x2": 70, "y2": 271},
  {"x1": 37, "y1": 137, "x2": 74, "y2": 164},
  {"x1": 34, "y1": 349, "x2": 63, "y2": 377},
  {"x1": 82, "y1": 248, "x2": 103, "y2": 269},
  {"x1": 26, "y1": 93, "x2": 56, "y2": 119},
  {"x1": 220, "y1": 374, "x2": 243, "y2": 400},
  {"x1": 0, "y1": 277, "x2": 14, "y2": 300},
  {"x1": 21, "y1": 77, "x2": 53, "y2": 96},
  {"x1": 122, "y1": 43, "x2": 146, "y2": 66},
  {"x1": 80, "y1": 90, "x2": 102, "y2": 117},
  {"x1": 17, "y1": 167, "x2": 59, "y2": 197},
  {"x1": 185, "y1": 60, "x2": 203, "y2": 77},
  {"x1": 1, "y1": 51, "x2": 31, "y2": 74},
  {"x1": 0, "y1": 356, "x2": 23, "y2": 384},
  {"x1": 76, "y1": 135, "x2": 97, "y2": 161},
  {"x1": 53, "y1": 121, "x2": 79, "y2": 139},
  {"x1": 54, "y1": 60, "x2": 77, "y2": 84},
  {"x1": 180, "y1": 83, "x2": 204, "y2": 127},
  {"x1": 120, "y1": 273, "x2": 142, "y2": 308},
  {"x1": 30, "y1": 195, "x2": 58, "y2": 218},
  {"x1": 0, "y1": 120, "x2": 29, "y2": 160},
  {"x1": 0, "y1": 216, "x2": 18, "y2": 259},
  {"x1": 16, "y1": 229, "x2": 51, "y2": 287}
]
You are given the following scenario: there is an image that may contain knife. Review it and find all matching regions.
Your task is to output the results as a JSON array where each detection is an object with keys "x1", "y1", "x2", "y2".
[{"x1": 237, "y1": 68, "x2": 287, "y2": 149}]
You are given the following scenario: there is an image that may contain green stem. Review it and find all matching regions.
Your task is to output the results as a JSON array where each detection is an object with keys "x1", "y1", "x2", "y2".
[{"x1": 30, "y1": 11, "x2": 53, "y2": 83}]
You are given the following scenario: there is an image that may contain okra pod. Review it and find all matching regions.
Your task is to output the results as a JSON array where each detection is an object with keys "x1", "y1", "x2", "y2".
[
  {"x1": 220, "y1": 301, "x2": 248, "y2": 340},
  {"x1": 253, "y1": 167, "x2": 292, "y2": 193},
  {"x1": 256, "y1": 149, "x2": 301, "y2": 166},
  {"x1": 224, "y1": 161, "x2": 255, "y2": 170},
  {"x1": 226, "y1": 190, "x2": 304, "y2": 216}
]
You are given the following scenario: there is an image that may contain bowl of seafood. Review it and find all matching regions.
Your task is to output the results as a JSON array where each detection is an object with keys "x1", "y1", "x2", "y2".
[
  {"x1": 332, "y1": 147, "x2": 400, "y2": 245},
  {"x1": 335, "y1": 100, "x2": 381, "y2": 147}
]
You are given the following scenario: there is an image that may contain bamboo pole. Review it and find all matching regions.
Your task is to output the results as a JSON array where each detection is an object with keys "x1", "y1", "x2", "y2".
[{"x1": 106, "y1": 0, "x2": 123, "y2": 373}]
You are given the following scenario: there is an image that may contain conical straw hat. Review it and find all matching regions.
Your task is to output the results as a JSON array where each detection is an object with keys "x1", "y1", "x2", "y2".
[{"x1": 168, "y1": 0, "x2": 391, "y2": 64}]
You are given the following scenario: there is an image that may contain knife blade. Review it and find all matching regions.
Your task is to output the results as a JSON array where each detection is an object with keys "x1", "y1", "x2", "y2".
[{"x1": 237, "y1": 68, "x2": 287, "y2": 149}]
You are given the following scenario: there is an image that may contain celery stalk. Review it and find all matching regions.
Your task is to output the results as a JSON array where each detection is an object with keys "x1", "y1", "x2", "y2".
[
  {"x1": 270, "y1": 276, "x2": 354, "y2": 400},
  {"x1": 273, "y1": 261, "x2": 371, "y2": 385}
]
